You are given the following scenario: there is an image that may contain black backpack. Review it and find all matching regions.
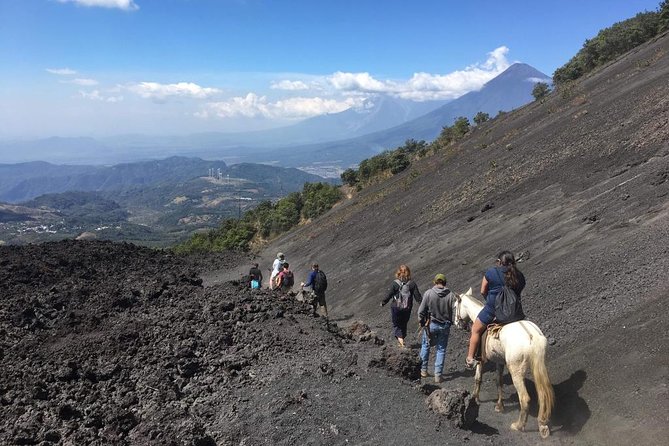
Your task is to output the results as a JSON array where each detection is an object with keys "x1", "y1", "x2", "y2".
[
  {"x1": 494, "y1": 269, "x2": 525, "y2": 324},
  {"x1": 282, "y1": 271, "x2": 294, "y2": 287},
  {"x1": 313, "y1": 270, "x2": 328, "y2": 293}
]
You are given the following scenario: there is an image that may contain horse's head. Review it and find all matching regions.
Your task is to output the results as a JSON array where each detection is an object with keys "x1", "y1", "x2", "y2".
[
  {"x1": 452, "y1": 290, "x2": 467, "y2": 331},
  {"x1": 453, "y1": 287, "x2": 476, "y2": 331}
]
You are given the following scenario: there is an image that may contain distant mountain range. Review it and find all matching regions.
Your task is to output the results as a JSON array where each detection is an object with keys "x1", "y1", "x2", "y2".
[
  {"x1": 0, "y1": 63, "x2": 549, "y2": 168},
  {"x1": 0, "y1": 156, "x2": 330, "y2": 203},
  {"x1": 0, "y1": 97, "x2": 447, "y2": 165},
  {"x1": 103, "y1": 96, "x2": 448, "y2": 150}
]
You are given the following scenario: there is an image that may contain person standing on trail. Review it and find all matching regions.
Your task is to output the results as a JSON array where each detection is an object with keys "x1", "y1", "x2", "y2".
[
  {"x1": 270, "y1": 252, "x2": 285, "y2": 289},
  {"x1": 275, "y1": 262, "x2": 295, "y2": 294},
  {"x1": 301, "y1": 263, "x2": 328, "y2": 317},
  {"x1": 381, "y1": 264, "x2": 421, "y2": 348},
  {"x1": 417, "y1": 273, "x2": 456, "y2": 383},
  {"x1": 249, "y1": 262, "x2": 263, "y2": 289},
  {"x1": 465, "y1": 250, "x2": 526, "y2": 369}
]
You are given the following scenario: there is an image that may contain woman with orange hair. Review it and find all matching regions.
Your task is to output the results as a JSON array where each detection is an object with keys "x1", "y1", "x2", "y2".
[{"x1": 381, "y1": 264, "x2": 422, "y2": 347}]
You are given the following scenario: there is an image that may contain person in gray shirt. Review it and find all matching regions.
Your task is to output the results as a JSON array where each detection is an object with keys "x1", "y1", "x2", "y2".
[{"x1": 417, "y1": 273, "x2": 456, "y2": 383}]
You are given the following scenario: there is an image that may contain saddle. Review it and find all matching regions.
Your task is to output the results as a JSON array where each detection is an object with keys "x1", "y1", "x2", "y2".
[{"x1": 477, "y1": 323, "x2": 505, "y2": 364}]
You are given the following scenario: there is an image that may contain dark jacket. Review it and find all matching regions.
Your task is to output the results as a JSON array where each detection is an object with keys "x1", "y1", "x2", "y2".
[
  {"x1": 249, "y1": 267, "x2": 263, "y2": 283},
  {"x1": 417, "y1": 285, "x2": 455, "y2": 325},
  {"x1": 382, "y1": 279, "x2": 422, "y2": 310},
  {"x1": 304, "y1": 269, "x2": 318, "y2": 288}
]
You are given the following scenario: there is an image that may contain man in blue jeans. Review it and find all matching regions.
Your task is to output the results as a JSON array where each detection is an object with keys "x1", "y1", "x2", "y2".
[{"x1": 417, "y1": 273, "x2": 456, "y2": 383}]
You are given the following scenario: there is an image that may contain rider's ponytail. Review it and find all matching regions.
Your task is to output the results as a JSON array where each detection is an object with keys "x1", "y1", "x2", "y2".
[{"x1": 497, "y1": 250, "x2": 520, "y2": 289}]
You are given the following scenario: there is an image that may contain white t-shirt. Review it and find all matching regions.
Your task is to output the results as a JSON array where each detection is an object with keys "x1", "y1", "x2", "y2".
[{"x1": 272, "y1": 258, "x2": 284, "y2": 274}]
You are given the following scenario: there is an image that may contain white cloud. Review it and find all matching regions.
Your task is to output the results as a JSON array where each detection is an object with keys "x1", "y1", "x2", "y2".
[
  {"x1": 46, "y1": 68, "x2": 77, "y2": 76},
  {"x1": 270, "y1": 80, "x2": 310, "y2": 91},
  {"x1": 273, "y1": 96, "x2": 363, "y2": 118},
  {"x1": 79, "y1": 90, "x2": 123, "y2": 102},
  {"x1": 57, "y1": 0, "x2": 139, "y2": 11},
  {"x1": 128, "y1": 82, "x2": 221, "y2": 100},
  {"x1": 324, "y1": 46, "x2": 512, "y2": 101},
  {"x1": 328, "y1": 72, "x2": 391, "y2": 93},
  {"x1": 203, "y1": 93, "x2": 269, "y2": 118},
  {"x1": 481, "y1": 46, "x2": 509, "y2": 70},
  {"x1": 200, "y1": 93, "x2": 364, "y2": 119},
  {"x1": 526, "y1": 77, "x2": 552, "y2": 84},
  {"x1": 64, "y1": 78, "x2": 99, "y2": 86}
]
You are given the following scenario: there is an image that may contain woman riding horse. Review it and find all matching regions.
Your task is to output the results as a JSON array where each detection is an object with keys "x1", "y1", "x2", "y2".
[
  {"x1": 465, "y1": 250, "x2": 526, "y2": 369},
  {"x1": 453, "y1": 287, "x2": 554, "y2": 438}
]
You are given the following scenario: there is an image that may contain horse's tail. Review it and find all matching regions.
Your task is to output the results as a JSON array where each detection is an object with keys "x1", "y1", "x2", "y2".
[{"x1": 532, "y1": 336, "x2": 555, "y2": 425}]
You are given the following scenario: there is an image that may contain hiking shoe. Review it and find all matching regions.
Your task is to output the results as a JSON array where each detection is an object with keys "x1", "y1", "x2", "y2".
[
  {"x1": 420, "y1": 370, "x2": 429, "y2": 378},
  {"x1": 434, "y1": 375, "x2": 443, "y2": 384},
  {"x1": 465, "y1": 358, "x2": 479, "y2": 370}
]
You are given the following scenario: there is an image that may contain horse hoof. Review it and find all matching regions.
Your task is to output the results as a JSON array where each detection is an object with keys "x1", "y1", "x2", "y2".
[
  {"x1": 510, "y1": 422, "x2": 524, "y2": 432},
  {"x1": 494, "y1": 404, "x2": 504, "y2": 413},
  {"x1": 539, "y1": 425, "x2": 550, "y2": 438}
]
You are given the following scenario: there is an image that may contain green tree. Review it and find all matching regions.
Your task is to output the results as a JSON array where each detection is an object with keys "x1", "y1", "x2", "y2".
[
  {"x1": 388, "y1": 151, "x2": 410, "y2": 174},
  {"x1": 659, "y1": 0, "x2": 669, "y2": 33},
  {"x1": 532, "y1": 82, "x2": 551, "y2": 101},
  {"x1": 340, "y1": 168, "x2": 358, "y2": 187},
  {"x1": 436, "y1": 125, "x2": 454, "y2": 146},
  {"x1": 473, "y1": 111, "x2": 490, "y2": 125},
  {"x1": 553, "y1": 11, "x2": 660, "y2": 85},
  {"x1": 452, "y1": 117, "x2": 470, "y2": 139},
  {"x1": 214, "y1": 219, "x2": 256, "y2": 251},
  {"x1": 401, "y1": 138, "x2": 428, "y2": 154},
  {"x1": 301, "y1": 182, "x2": 342, "y2": 219},
  {"x1": 357, "y1": 159, "x2": 372, "y2": 182},
  {"x1": 272, "y1": 193, "x2": 302, "y2": 233},
  {"x1": 244, "y1": 200, "x2": 274, "y2": 238}
]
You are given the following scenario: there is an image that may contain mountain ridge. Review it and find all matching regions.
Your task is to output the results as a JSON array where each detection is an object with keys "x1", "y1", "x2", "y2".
[
  {"x1": 0, "y1": 156, "x2": 330, "y2": 203},
  {"x1": 252, "y1": 63, "x2": 551, "y2": 166}
]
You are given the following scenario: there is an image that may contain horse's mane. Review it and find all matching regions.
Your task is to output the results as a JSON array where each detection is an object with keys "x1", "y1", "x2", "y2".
[{"x1": 463, "y1": 289, "x2": 485, "y2": 305}]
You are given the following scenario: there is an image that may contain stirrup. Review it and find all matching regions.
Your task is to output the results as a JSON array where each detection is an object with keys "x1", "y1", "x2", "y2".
[{"x1": 465, "y1": 358, "x2": 480, "y2": 370}]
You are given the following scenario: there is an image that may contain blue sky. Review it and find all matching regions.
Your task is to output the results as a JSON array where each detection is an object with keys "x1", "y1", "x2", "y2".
[{"x1": 0, "y1": 0, "x2": 662, "y2": 138}]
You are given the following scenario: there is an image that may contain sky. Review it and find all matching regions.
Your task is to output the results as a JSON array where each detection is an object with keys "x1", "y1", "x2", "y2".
[{"x1": 0, "y1": 0, "x2": 662, "y2": 139}]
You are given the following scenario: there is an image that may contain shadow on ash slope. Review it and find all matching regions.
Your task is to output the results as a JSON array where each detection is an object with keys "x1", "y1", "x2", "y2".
[{"x1": 2, "y1": 240, "x2": 492, "y2": 446}]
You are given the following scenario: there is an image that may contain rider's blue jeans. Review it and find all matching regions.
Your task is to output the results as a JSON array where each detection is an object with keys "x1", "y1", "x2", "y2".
[{"x1": 420, "y1": 321, "x2": 451, "y2": 376}]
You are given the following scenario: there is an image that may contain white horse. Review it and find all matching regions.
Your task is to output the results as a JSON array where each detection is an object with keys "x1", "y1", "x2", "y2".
[{"x1": 453, "y1": 288, "x2": 554, "y2": 438}]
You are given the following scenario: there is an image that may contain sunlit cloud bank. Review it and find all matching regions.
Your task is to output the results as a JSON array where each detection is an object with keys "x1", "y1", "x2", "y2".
[
  {"x1": 45, "y1": 46, "x2": 517, "y2": 129},
  {"x1": 191, "y1": 46, "x2": 513, "y2": 120},
  {"x1": 197, "y1": 93, "x2": 364, "y2": 119},
  {"x1": 326, "y1": 46, "x2": 511, "y2": 101},
  {"x1": 57, "y1": 0, "x2": 139, "y2": 11},
  {"x1": 526, "y1": 76, "x2": 552, "y2": 84},
  {"x1": 127, "y1": 82, "x2": 221, "y2": 101}
]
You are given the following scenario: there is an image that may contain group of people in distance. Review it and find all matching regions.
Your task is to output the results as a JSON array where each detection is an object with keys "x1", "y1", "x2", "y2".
[
  {"x1": 247, "y1": 252, "x2": 329, "y2": 317},
  {"x1": 381, "y1": 250, "x2": 525, "y2": 383}
]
